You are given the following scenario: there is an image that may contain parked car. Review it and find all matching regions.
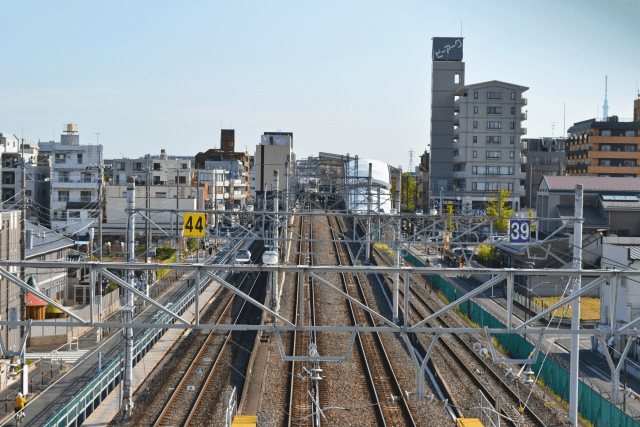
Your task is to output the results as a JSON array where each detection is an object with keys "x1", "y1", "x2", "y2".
[{"x1": 415, "y1": 209, "x2": 423, "y2": 215}]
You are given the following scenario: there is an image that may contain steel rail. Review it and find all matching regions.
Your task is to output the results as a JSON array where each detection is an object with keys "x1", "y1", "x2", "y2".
[
  {"x1": 331, "y1": 215, "x2": 417, "y2": 427},
  {"x1": 152, "y1": 250, "x2": 264, "y2": 427},
  {"x1": 184, "y1": 265, "x2": 266, "y2": 426},
  {"x1": 373, "y1": 246, "x2": 550, "y2": 426}
]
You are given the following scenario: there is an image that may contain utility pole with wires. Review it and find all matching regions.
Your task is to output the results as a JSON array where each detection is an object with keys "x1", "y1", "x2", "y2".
[
  {"x1": 19, "y1": 139, "x2": 28, "y2": 396},
  {"x1": 97, "y1": 163, "x2": 104, "y2": 342}
]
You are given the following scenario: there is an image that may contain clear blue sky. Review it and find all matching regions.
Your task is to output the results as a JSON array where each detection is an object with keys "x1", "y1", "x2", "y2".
[{"x1": 2, "y1": 0, "x2": 639, "y2": 170}]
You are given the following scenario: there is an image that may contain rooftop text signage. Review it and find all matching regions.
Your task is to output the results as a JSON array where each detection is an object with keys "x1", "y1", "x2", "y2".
[{"x1": 432, "y1": 37, "x2": 463, "y2": 61}]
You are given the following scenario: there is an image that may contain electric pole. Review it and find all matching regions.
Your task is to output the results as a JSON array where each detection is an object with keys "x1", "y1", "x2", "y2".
[
  {"x1": 122, "y1": 176, "x2": 136, "y2": 415},
  {"x1": 97, "y1": 163, "x2": 104, "y2": 342},
  {"x1": 20, "y1": 139, "x2": 28, "y2": 396}
]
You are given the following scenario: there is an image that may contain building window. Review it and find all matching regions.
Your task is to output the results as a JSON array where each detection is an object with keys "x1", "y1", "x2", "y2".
[
  {"x1": 626, "y1": 130, "x2": 636, "y2": 137},
  {"x1": 178, "y1": 176, "x2": 186, "y2": 184},
  {"x1": 618, "y1": 230, "x2": 630, "y2": 237},
  {"x1": 486, "y1": 136, "x2": 501, "y2": 144},
  {"x1": 473, "y1": 151, "x2": 477, "y2": 158},
  {"x1": 487, "y1": 121, "x2": 501, "y2": 129},
  {"x1": 511, "y1": 107, "x2": 515, "y2": 114},
  {"x1": 116, "y1": 162, "x2": 125, "y2": 170},
  {"x1": 80, "y1": 191, "x2": 92, "y2": 202},
  {"x1": 77, "y1": 154, "x2": 83, "y2": 164},
  {"x1": 134, "y1": 162, "x2": 142, "y2": 170},
  {"x1": 472, "y1": 166, "x2": 514, "y2": 175},
  {"x1": 487, "y1": 107, "x2": 502, "y2": 114},
  {"x1": 58, "y1": 171, "x2": 69, "y2": 183},
  {"x1": 58, "y1": 191, "x2": 69, "y2": 202},
  {"x1": 156, "y1": 192, "x2": 166, "y2": 198},
  {"x1": 154, "y1": 163, "x2": 161, "y2": 171},
  {"x1": 55, "y1": 153, "x2": 66, "y2": 164},
  {"x1": 181, "y1": 163, "x2": 188, "y2": 169},
  {"x1": 625, "y1": 145, "x2": 637, "y2": 151},
  {"x1": 2, "y1": 172, "x2": 15, "y2": 185},
  {"x1": 473, "y1": 136, "x2": 477, "y2": 144},
  {"x1": 510, "y1": 136, "x2": 515, "y2": 144},
  {"x1": 474, "y1": 106, "x2": 478, "y2": 114},
  {"x1": 486, "y1": 151, "x2": 501, "y2": 158},
  {"x1": 25, "y1": 190, "x2": 31, "y2": 197},
  {"x1": 510, "y1": 122, "x2": 515, "y2": 129},
  {"x1": 473, "y1": 121, "x2": 478, "y2": 128},
  {"x1": 601, "y1": 130, "x2": 612, "y2": 136},
  {"x1": 474, "y1": 92, "x2": 478, "y2": 99},
  {"x1": 511, "y1": 92, "x2": 516, "y2": 100},
  {"x1": 487, "y1": 92, "x2": 501, "y2": 99},
  {"x1": 510, "y1": 151, "x2": 514, "y2": 158}
]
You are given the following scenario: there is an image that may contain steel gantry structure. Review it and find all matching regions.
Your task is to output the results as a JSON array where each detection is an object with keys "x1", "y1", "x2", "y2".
[{"x1": 0, "y1": 171, "x2": 633, "y2": 426}]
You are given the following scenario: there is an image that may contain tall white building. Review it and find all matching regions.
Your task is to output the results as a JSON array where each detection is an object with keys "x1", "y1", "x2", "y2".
[
  {"x1": 39, "y1": 125, "x2": 103, "y2": 235},
  {"x1": 254, "y1": 132, "x2": 293, "y2": 196},
  {"x1": 452, "y1": 81, "x2": 529, "y2": 211}
]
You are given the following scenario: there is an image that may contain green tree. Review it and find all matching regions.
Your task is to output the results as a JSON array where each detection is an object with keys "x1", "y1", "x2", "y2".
[
  {"x1": 486, "y1": 189, "x2": 514, "y2": 231},
  {"x1": 186, "y1": 238, "x2": 198, "y2": 252},
  {"x1": 445, "y1": 202, "x2": 456, "y2": 231},
  {"x1": 391, "y1": 173, "x2": 419, "y2": 211},
  {"x1": 156, "y1": 246, "x2": 177, "y2": 261},
  {"x1": 529, "y1": 209, "x2": 536, "y2": 233},
  {"x1": 476, "y1": 244, "x2": 496, "y2": 261}
]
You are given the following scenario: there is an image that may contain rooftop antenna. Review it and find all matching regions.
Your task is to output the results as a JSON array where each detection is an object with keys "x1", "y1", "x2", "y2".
[
  {"x1": 95, "y1": 133, "x2": 100, "y2": 146},
  {"x1": 602, "y1": 75, "x2": 609, "y2": 120},
  {"x1": 551, "y1": 122, "x2": 556, "y2": 137}
]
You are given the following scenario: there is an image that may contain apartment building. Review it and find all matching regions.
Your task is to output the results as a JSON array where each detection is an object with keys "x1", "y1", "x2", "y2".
[
  {"x1": 106, "y1": 149, "x2": 192, "y2": 187},
  {"x1": 429, "y1": 37, "x2": 465, "y2": 199},
  {"x1": 522, "y1": 137, "x2": 566, "y2": 209},
  {"x1": 452, "y1": 80, "x2": 529, "y2": 211},
  {"x1": 103, "y1": 184, "x2": 200, "y2": 239},
  {"x1": 254, "y1": 132, "x2": 293, "y2": 196},
  {"x1": 0, "y1": 211, "x2": 20, "y2": 353},
  {"x1": 1, "y1": 144, "x2": 51, "y2": 224},
  {"x1": 0, "y1": 133, "x2": 19, "y2": 154},
  {"x1": 565, "y1": 101, "x2": 640, "y2": 177},
  {"x1": 39, "y1": 125, "x2": 103, "y2": 235},
  {"x1": 201, "y1": 160, "x2": 247, "y2": 208},
  {"x1": 195, "y1": 129, "x2": 251, "y2": 199}
]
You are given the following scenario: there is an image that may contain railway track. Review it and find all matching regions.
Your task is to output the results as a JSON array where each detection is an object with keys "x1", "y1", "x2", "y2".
[
  {"x1": 329, "y1": 215, "x2": 417, "y2": 427},
  {"x1": 152, "y1": 264, "x2": 266, "y2": 427},
  {"x1": 286, "y1": 214, "x2": 321, "y2": 427},
  {"x1": 371, "y1": 244, "x2": 558, "y2": 426}
]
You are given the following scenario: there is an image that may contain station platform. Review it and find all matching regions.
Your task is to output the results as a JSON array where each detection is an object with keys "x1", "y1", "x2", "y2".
[{"x1": 81, "y1": 279, "x2": 223, "y2": 426}]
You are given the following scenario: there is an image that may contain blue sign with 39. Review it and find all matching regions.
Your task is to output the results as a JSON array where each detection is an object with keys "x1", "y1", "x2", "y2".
[{"x1": 509, "y1": 219, "x2": 531, "y2": 244}]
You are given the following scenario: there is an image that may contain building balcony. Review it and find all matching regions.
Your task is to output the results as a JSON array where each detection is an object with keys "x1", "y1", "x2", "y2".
[
  {"x1": 452, "y1": 170, "x2": 467, "y2": 178},
  {"x1": 454, "y1": 128, "x2": 459, "y2": 138},
  {"x1": 53, "y1": 180, "x2": 100, "y2": 189},
  {"x1": 453, "y1": 112, "x2": 460, "y2": 124},
  {"x1": 519, "y1": 112, "x2": 528, "y2": 121},
  {"x1": 518, "y1": 127, "x2": 527, "y2": 135},
  {"x1": 520, "y1": 98, "x2": 528, "y2": 106}
]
